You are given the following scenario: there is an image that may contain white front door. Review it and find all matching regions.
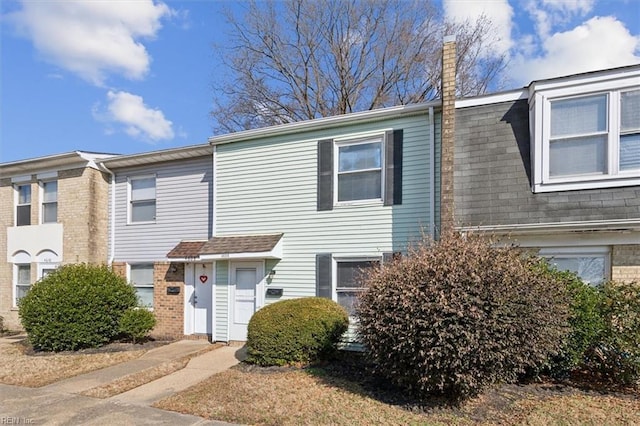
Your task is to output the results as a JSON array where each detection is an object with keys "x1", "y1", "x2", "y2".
[
  {"x1": 193, "y1": 263, "x2": 213, "y2": 334},
  {"x1": 229, "y1": 262, "x2": 263, "y2": 341}
]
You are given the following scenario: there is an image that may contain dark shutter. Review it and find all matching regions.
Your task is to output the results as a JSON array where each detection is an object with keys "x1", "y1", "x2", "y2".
[
  {"x1": 317, "y1": 139, "x2": 334, "y2": 211},
  {"x1": 316, "y1": 253, "x2": 332, "y2": 298},
  {"x1": 383, "y1": 252, "x2": 402, "y2": 264},
  {"x1": 384, "y1": 129, "x2": 403, "y2": 206}
]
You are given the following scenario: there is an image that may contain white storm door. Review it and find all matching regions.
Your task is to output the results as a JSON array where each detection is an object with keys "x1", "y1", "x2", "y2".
[
  {"x1": 193, "y1": 263, "x2": 213, "y2": 334},
  {"x1": 230, "y1": 262, "x2": 262, "y2": 341}
]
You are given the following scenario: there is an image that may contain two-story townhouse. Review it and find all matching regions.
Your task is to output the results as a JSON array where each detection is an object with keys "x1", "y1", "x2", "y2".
[
  {"x1": 447, "y1": 64, "x2": 640, "y2": 285},
  {"x1": 99, "y1": 144, "x2": 213, "y2": 338},
  {"x1": 0, "y1": 151, "x2": 113, "y2": 329},
  {"x1": 161, "y1": 102, "x2": 441, "y2": 343}
]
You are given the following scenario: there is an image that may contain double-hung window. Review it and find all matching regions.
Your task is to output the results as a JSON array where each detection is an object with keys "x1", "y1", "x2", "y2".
[
  {"x1": 531, "y1": 70, "x2": 640, "y2": 192},
  {"x1": 130, "y1": 264, "x2": 154, "y2": 308},
  {"x1": 129, "y1": 176, "x2": 156, "y2": 223},
  {"x1": 336, "y1": 138, "x2": 383, "y2": 203},
  {"x1": 41, "y1": 180, "x2": 58, "y2": 223},
  {"x1": 16, "y1": 184, "x2": 31, "y2": 226},
  {"x1": 335, "y1": 259, "x2": 380, "y2": 316},
  {"x1": 15, "y1": 264, "x2": 31, "y2": 305}
]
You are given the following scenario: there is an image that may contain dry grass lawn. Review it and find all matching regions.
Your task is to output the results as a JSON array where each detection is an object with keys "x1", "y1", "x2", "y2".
[
  {"x1": 156, "y1": 363, "x2": 640, "y2": 426},
  {"x1": 0, "y1": 340, "x2": 147, "y2": 387}
]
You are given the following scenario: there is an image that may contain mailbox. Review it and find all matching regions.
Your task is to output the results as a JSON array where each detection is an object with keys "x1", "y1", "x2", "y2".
[
  {"x1": 166, "y1": 286, "x2": 180, "y2": 295},
  {"x1": 266, "y1": 288, "x2": 283, "y2": 297}
]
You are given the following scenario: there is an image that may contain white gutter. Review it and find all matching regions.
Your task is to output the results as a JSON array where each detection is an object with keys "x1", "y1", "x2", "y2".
[
  {"x1": 428, "y1": 106, "x2": 435, "y2": 237},
  {"x1": 212, "y1": 145, "x2": 217, "y2": 237},
  {"x1": 457, "y1": 218, "x2": 640, "y2": 234},
  {"x1": 97, "y1": 162, "x2": 116, "y2": 266}
]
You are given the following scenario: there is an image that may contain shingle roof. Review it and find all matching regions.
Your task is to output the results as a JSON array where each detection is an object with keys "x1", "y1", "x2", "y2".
[
  {"x1": 167, "y1": 234, "x2": 284, "y2": 259},
  {"x1": 166, "y1": 241, "x2": 207, "y2": 259},
  {"x1": 200, "y1": 234, "x2": 283, "y2": 255}
]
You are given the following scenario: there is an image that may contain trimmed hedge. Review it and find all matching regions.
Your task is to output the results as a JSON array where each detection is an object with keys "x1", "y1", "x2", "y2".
[
  {"x1": 119, "y1": 308, "x2": 157, "y2": 344},
  {"x1": 246, "y1": 297, "x2": 349, "y2": 366},
  {"x1": 357, "y1": 232, "x2": 571, "y2": 402},
  {"x1": 19, "y1": 264, "x2": 138, "y2": 351}
]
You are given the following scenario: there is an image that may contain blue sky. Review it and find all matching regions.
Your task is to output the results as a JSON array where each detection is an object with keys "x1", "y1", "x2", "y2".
[{"x1": 1, "y1": 0, "x2": 639, "y2": 163}]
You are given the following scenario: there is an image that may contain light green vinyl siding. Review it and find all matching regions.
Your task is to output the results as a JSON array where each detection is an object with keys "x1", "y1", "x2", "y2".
[
  {"x1": 216, "y1": 114, "x2": 434, "y2": 305},
  {"x1": 214, "y1": 261, "x2": 229, "y2": 341}
]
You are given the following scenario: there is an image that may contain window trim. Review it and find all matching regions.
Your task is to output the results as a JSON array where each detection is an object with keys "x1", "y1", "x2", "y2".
[
  {"x1": 333, "y1": 256, "x2": 381, "y2": 316},
  {"x1": 128, "y1": 263, "x2": 155, "y2": 308},
  {"x1": 531, "y1": 74, "x2": 640, "y2": 193},
  {"x1": 13, "y1": 263, "x2": 31, "y2": 307},
  {"x1": 15, "y1": 183, "x2": 31, "y2": 226},
  {"x1": 539, "y1": 246, "x2": 610, "y2": 285},
  {"x1": 40, "y1": 179, "x2": 58, "y2": 224},
  {"x1": 127, "y1": 175, "x2": 157, "y2": 224},
  {"x1": 333, "y1": 133, "x2": 386, "y2": 206}
]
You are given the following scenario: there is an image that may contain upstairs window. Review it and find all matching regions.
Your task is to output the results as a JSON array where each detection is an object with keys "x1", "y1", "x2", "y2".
[
  {"x1": 16, "y1": 184, "x2": 31, "y2": 226},
  {"x1": 41, "y1": 180, "x2": 58, "y2": 223},
  {"x1": 531, "y1": 70, "x2": 640, "y2": 192},
  {"x1": 129, "y1": 176, "x2": 156, "y2": 223},
  {"x1": 336, "y1": 139, "x2": 383, "y2": 202}
]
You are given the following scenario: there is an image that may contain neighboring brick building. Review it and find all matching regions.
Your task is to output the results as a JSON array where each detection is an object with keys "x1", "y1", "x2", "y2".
[
  {"x1": 447, "y1": 64, "x2": 640, "y2": 284},
  {"x1": 0, "y1": 152, "x2": 113, "y2": 329}
]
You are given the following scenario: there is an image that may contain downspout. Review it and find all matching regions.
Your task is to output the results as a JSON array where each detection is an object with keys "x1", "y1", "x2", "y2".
[
  {"x1": 98, "y1": 162, "x2": 116, "y2": 266},
  {"x1": 429, "y1": 106, "x2": 435, "y2": 237}
]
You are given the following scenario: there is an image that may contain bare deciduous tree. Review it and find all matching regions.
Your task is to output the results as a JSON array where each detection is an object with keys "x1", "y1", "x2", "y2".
[{"x1": 212, "y1": 0, "x2": 507, "y2": 133}]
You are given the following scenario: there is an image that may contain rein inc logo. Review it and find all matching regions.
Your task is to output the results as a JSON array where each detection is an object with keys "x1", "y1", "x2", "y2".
[{"x1": 0, "y1": 419, "x2": 34, "y2": 424}]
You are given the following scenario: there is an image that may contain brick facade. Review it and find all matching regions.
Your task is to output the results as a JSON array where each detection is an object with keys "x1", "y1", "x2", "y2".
[
  {"x1": 0, "y1": 166, "x2": 110, "y2": 330},
  {"x1": 152, "y1": 262, "x2": 186, "y2": 339},
  {"x1": 612, "y1": 245, "x2": 640, "y2": 283},
  {"x1": 440, "y1": 37, "x2": 456, "y2": 232}
]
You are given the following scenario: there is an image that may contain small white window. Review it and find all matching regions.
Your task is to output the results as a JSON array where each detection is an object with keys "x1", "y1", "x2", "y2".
[
  {"x1": 14, "y1": 264, "x2": 31, "y2": 305},
  {"x1": 335, "y1": 259, "x2": 380, "y2": 315},
  {"x1": 335, "y1": 137, "x2": 383, "y2": 203},
  {"x1": 130, "y1": 264, "x2": 154, "y2": 307},
  {"x1": 41, "y1": 180, "x2": 58, "y2": 223},
  {"x1": 16, "y1": 184, "x2": 31, "y2": 226},
  {"x1": 129, "y1": 176, "x2": 156, "y2": 223},
  {"x1": 620, "y1": 90, "x2": 640, "y2": 171},
  {"x1": 540, "y1": 247, "x2": 610, "y2": 286}
]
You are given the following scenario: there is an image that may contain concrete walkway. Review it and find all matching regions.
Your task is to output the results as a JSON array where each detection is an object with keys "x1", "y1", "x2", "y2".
[{"x1": 1, "y1": 339, "x2": 247, "y2": 425}]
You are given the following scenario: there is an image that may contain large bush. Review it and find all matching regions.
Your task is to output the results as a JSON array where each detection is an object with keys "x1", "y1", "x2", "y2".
[
  {"x1": 246, "y1": 297, "x2": 349, "y2": 366},
  {"x1": 357, "y1": 232, "x2": 570, "y2": 401},
  {"x1": 582, "y1": 281, "x2": 640, "y2": 385},
  {"x1": 19, "y1": 264, "x2": 138, "y2": 351}
]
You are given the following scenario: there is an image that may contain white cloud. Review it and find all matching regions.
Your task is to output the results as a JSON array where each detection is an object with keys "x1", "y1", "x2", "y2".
[
  {"x1": 94, "y1": 91, "x2": 174, "y2": 142},
  {"x1": 443, "y1": 0, "x2": 514, "y2": 54},
  {"x1": 525, "y1": 0, "x2": 595, "y2": 39},
  {"x1": 512, "y1": 16, "x2": 640, "y2": 83},
  {"x1": 8, "y1": 0, "x2": 172, "y2": 86}
]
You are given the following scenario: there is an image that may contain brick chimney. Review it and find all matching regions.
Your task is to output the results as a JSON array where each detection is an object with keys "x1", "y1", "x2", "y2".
[{"x1": 440, "y1": 35, "x2": 456, "y2": 233}]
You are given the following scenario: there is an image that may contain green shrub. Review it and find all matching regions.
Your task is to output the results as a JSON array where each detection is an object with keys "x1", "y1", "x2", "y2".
[
  {"x1": 583, "y1": 282, "x2": 640, "y2": 385},
  {"x1": 19, "y1": 264, "x2": 138, "y2": 351},
  {"x1": 548, "y1": 269, "x2": 604, "y2": 375},
  {"x1": 356, "y1": 232, "x2": 570, "y2": 402},
  {"x1": 246, "y1": 297, "x2": 349, "y2": 366},
  {"x1": 119, "y1": 308, "x2": 157, "y2": 343}
]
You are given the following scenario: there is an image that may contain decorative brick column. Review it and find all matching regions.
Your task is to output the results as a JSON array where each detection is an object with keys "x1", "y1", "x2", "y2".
[
  {"x1": 440, "y1": 35, "x2": 456, "y2": 232},
  {"x1": 152, "y1": 262, "x2": 186, "y2": 339}
]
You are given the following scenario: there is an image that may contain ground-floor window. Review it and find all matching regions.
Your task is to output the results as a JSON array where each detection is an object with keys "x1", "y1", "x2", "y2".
[
  {"x1": 335, "y1": 259, "x2": 380, "y2": 315},
  {"x1": 14, "y1": 264, "x2": 31, "y2": 305},
  {"x1": 130, "y1": 264, "x2": 155, "y2": 308},
  {"x1": 539, "y1": 247, "x2": 610, "y2": 286}
]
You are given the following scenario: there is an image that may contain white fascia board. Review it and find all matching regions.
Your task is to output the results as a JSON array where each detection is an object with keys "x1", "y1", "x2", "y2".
[
  {"x1": 200, "y1": 251, "x2": 281, "y2": 261},
  {"x1": 528, "y1": 65, "x2": 640, "y2": 95},
  {"x1": 457, "y1": 218, "x2": 640, "y2": 234},
  {"x1": 455, "y1": 89, "x2": 528, "y2": 109}
]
